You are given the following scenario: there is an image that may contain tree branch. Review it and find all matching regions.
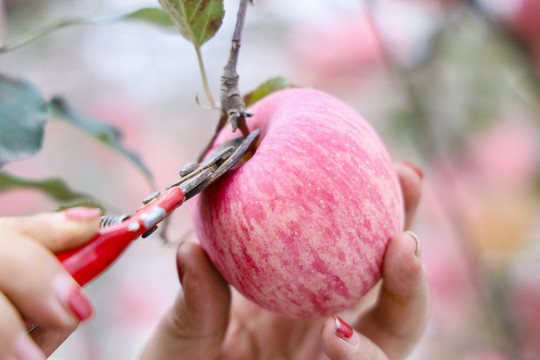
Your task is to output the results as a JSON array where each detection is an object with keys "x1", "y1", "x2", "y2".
[
  {"x1": 220, "y1": 0, "x2": 251, "y2": 137},
  {"x1": 198, "y1": 0, "x2": 252, "y2": 161}
]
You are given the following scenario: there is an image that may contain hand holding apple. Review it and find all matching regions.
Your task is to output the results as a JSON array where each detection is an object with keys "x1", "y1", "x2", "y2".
[
  {"x1": 191, "y1": 88, "x2": 404, "y2": 318},
  {"x1": 141, "y1": 162, "x2": 426, "y2": 360}
]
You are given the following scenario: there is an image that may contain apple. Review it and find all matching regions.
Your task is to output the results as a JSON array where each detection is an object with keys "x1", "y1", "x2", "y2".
[{"x1": 190, "y1": 88, "x2": 404, "y2": 318}]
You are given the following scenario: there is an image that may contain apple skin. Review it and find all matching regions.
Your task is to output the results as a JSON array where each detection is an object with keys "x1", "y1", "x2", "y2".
[{"x1": 190, "y1": 88, "x2": 404, "y2": 318}]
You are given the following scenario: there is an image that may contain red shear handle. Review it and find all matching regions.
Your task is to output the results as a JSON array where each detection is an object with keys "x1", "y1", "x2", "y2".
[{"x1": 56, "y1": 187, "x2": 185, "y2": 286}]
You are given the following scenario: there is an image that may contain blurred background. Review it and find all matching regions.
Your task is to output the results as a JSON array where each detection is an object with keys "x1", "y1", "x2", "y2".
[{"x1": 1, "y1": 0, "x2": 540, "y2": 358}]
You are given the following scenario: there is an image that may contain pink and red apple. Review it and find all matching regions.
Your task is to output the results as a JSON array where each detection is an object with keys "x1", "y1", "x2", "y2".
[{"x1": 190, "y1": 88, "x2": 404, "y2": 318}]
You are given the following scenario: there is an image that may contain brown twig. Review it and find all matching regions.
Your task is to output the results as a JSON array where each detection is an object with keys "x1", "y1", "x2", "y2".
[{"x1": 198, "y1": 0, "x2": 252, "y2": 161}]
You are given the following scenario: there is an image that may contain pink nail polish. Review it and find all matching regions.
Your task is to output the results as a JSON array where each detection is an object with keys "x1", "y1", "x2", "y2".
[
  {"x1": 178, "y1": 264, "x2": 185, "y2": 286},
  {"x1": 54, "y1": 276, "x2": 94, "y2": 321},
  {"x1": 334, "y1": 316, "x2": 359, "y2": 345},
  {"x1": 402, "y1": 161, "x2": 424, "y2": 180},
  {"x1": 64, "y1": 207, "x2": 102, "y2": 221},
  {"x1": 67, "y1": 287, "x2": 94, "y2": 321},
  {"x1": 176, "y1": 241, "x2": 187, "y2": 286}
]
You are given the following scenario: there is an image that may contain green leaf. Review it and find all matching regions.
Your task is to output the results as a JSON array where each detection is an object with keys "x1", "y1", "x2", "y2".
[
  {"x1": 48, "y1": 97, "x2": 153, "y2": 183},
  {"x1": 0, "y1": 170, "x2": 102, "y2": 208},
  {"x1": 124, "y1": 8, "x2": 175, "y2": 28},
  {"x1": 158, "y1": 0, "x2": 225, "y2": 46},
  {"x1": 243, "y1": 77, "x2": 292, "y2": 107},
  {"x1": 0, "y1": 74, "x2": 48, "y2": 167}
]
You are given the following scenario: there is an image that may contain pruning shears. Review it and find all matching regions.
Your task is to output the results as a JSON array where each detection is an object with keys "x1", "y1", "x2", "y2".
[{"x1": 56, "y1": 129, "x2": 260, "y2": 286}]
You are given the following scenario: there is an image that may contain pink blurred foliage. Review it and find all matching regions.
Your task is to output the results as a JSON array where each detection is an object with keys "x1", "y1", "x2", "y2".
[
  {"x1": 0, "y1": 190, "x2": 56, "y2": 217},
  {"x1": 464, "y1": 119, "x2": 539, "y2": 190},
  {"x1": 286, "y1": 2, "x2": 448, "y2": 91},
  {"x1": 103, "y1": 273, "x2": 171, "y2": 328},
  {"x1": 88, "y1": 94, "x2": 199, "y2": 189},
  {"x1": 77, "y1": 95, "x2": 196, "y2": 239},
  {"x1": 439, "y1": 119, "x2": 537, "y2": 258},
  {"x1": 429, "y1": 119, "x2": 539, "y2": 242},
  {"x1": 419, "y1": 181, "x2": 479, "y2": 334},
  {"x1": 470, "y1": 349, "x2": 511, "y2": 360},
  {"x1": 416, "y1": 117, "x2": 540, "y2": 357},
  {"x1": 287, "y1": 12, "x2": 384, "y2": 89},
  {"x1": 0, "y1": 0, "x2": 5, "y2": 45},
  {"x1": 509, "y1": 267, "x2": 540, "y2": 358},
  {"x1": 86, "y1": 95, "x2": 146, "y2": 151},
  {"x1": 401, "y1": 0, "x2": 462, "y2": 9}
]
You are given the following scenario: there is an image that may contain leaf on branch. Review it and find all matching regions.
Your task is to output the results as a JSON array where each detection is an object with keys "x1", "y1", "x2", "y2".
[
  {"x1": 0, "y1": 74, "x2": 48, "y2": 167},
  {"x1": 243, "y1": 77, "x2": 292, "y2": 107},
  {"x1": 48, "y1": 97, "x2": 153, "y2": 183},
  {"x1": 158, "y1": 0, "x2": 225, "y2": 46},
  {"x1": 124, "y1": 8, "x2": 175, "y2": 29},
  {"x1": 0, "y1": 170, "x2": 103, "y2": 209}
]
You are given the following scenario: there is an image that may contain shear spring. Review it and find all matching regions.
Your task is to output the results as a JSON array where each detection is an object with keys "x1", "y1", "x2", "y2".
[{"x1": 99, "y1": 215, "x2": 130, "y2": 228}]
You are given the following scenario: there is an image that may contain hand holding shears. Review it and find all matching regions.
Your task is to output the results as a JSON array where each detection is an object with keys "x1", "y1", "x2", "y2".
[{"x1": 56, "y1": 129, "x2": 260, "y2": 286}]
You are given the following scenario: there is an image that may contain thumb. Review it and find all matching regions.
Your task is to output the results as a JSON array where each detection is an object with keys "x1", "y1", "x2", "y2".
[
  {"x1": 0, "y1": 207, "x2": 101, "y2": 252},
  {"x1": 141, "y1": 241, "x2": 231, "y2": 360},
  {"x1": 322, "y1": 316, "x2": 389, "y2": 360}
]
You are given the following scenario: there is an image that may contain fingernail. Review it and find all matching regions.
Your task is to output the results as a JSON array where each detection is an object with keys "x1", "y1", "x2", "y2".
[
  {"x1": 15, "y1": 334, "x2": 46, "y2": 360},
  {"x1": 178, "y1": 264, "x2": 185, "y2": 286},
  {"x1": 54, "y1": 276, "x2": 94, "y2": 321},
  {"x1": 64, "y1": 207, "x2": 102, "y2": 221},
  {"x1": 177, "y1": 242, "x2": 186, "y2": 286},
  {"x1": 402, "y1": 161, "x2": 424, "y2": 180},
  {"x1": 405, "y1": 231, "x2": 421, "y2": 258},
  {"x1": 68, "y1": 287, "x2": 94, "y2": 321},
  {"x1": 334, "y1": 316, "x2": 359, "y2": 346}
]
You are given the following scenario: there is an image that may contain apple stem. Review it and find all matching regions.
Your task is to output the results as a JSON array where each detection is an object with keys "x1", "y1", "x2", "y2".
[
  {"x1": 198, "y1": 0, "x2": 253, "y2": 162},
  {"x1": 220, "y1": 0, "x2": 252, "y2": 136}
]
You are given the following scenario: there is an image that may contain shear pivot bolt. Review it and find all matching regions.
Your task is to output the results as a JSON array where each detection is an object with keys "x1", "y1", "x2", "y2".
[{"x1": 180, "y1": 162, "x2": 199, "y2": 177}]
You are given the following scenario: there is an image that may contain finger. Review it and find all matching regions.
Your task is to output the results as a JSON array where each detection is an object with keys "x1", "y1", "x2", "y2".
[
  {"x1": 0, "y1": 229, "x2": 94, "y2": 328},
  {"x1": 355, "y1": 232, "x2": 428, "y2": 360},
  {"x1": 218, "y1": 307, "x2": 255, "y2": 360},
  {"x1": 395, "y1": 162, "x2": 423, "y2": 229},
  {"x1": 0, "y1": 207, "x2": 101, "y2": 252},
  {"x1": 30, "y1": 325, "x2": 78, "y2": 357},
  {"x1": 322, "y1": 316, "x2": 388, "y2": 360},
  {"x1": 141, "y1": 241, "x2": 231, "y2": 360},
  {"x1": 0, "y1": 291, "x2": 46, "y2": 360}
]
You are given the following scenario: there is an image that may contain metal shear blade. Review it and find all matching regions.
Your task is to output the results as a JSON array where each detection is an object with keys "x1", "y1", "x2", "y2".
[{"x1": 170, "y1": 129, "x2": 260, "y2": 200}]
